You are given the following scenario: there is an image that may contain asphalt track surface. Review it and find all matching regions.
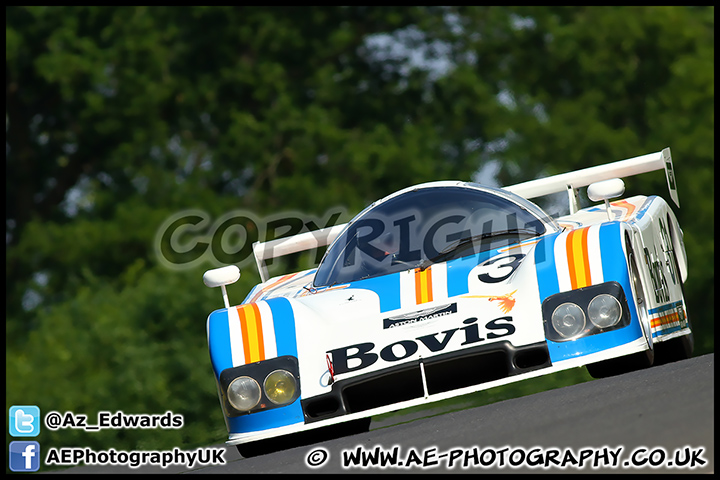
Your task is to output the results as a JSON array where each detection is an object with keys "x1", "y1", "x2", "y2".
[{"x1": 57, "y1": 353, "x2": 713, "y2": 474}]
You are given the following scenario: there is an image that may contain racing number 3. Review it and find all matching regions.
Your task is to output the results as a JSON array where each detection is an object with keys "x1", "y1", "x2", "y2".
[{"x1": 477, "y1": 254, "x2": 525, "y2": 283}]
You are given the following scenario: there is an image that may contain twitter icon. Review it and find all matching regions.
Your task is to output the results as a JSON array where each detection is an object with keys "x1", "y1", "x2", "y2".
[{"x1": 10, "y1": 405, "x2": 40, "y2": 437}]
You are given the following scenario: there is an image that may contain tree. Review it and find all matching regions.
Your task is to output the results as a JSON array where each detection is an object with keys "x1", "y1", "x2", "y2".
[{"x1": 453, "y1": 6, "x2": 714, "y2": 351}]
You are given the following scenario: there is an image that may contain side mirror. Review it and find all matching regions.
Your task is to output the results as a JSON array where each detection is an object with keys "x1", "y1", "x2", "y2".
[
  {"x1": 587, "y1": 178, "x2": 625, "y2": 221},
  {"x1": 203, "y1": 265, "x2": 241, "y2": 308}
]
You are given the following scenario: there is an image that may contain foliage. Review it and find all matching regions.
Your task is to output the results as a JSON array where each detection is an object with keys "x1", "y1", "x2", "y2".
[{"x1": 6, "y1": 6, "x2": 713, "y2": 456}]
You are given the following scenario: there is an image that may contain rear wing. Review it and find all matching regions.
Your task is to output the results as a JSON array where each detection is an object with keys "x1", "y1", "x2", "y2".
[
  {"x1": 504, "y1": 147, "x2": 679, "y2": 214},
  {"x1": 252, "y1": 148, "x2": 679, "y2": 282}
]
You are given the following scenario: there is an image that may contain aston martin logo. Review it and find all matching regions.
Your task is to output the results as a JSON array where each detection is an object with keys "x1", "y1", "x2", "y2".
[
  {"x1": 383, "y1": 303, "x2": 457, "y2": 329},
  {"x1": 462, "y1": 290, "x2": 518, "y2": 314}
]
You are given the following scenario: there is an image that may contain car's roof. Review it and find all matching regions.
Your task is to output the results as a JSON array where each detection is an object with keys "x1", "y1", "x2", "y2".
[
  {"x1": 351, "y1": 180, "x2": 560, "y2": 232},
  {"x1": 313, "y1": 181, "x2": 561, "y2": 287}
]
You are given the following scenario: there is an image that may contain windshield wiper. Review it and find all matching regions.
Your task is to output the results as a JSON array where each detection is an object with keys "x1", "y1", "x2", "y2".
[{"x1": 417, "y1": 228, "x2": 541, "y2": 271}]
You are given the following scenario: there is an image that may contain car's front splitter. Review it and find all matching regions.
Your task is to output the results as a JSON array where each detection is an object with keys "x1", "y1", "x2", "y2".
[{"x1": 225, "y1": 336, "x2": 648, "y2": 446}]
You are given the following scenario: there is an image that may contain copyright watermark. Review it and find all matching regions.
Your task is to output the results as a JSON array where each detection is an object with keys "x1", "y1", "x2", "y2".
[
  {"x1": 44, "y1": 410, "x2": 183, "y2": 432},
  {"x1": 45, "y1": 446, "x2": 225, "y2": 469},
  {"x1": 331, "y1": 444, "x2": 708, "y2": 471},
  {"x1": 154, "y1": 199, "x2": 555, "y2": 277},
  {"x1": 154, "y1": 208, "x2": 348, "y2": 271},
  {"x1": 306, "y1": 447, "x2": 330, "y2": 468}
]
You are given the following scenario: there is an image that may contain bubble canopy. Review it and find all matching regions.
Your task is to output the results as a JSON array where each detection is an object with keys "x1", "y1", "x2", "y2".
[{"x1": 313, "y1": 182, "x2": 559, "y2": 287}]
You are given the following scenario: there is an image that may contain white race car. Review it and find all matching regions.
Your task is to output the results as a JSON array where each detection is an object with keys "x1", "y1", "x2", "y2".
[{"x1": 203, "y1": 148, "x2": 692, "y2": 456}]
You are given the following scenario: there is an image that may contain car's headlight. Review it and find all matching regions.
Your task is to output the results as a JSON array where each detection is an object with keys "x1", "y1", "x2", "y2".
[
  {"x1": 551, "y1": 302, "x2": 586, "y2": 338},
  {"x1": 227, "y1": 376, "x2": 261, "y2": 412},
  {"x1": 264, "y1": 369, "x2": 298, "y2": 405},
  {"x1": 588, "y1": 294, "x2": 622, "y2": 328},
  {"x1": 219, "y1": 355, "x2": 301, "y2": 417},
  {"x1": 542, "y1": 281, "x2": 631, "y2": 342}
]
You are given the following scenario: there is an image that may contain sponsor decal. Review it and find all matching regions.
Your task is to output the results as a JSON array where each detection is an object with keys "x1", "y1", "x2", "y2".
[
  {"x1": 383, "y1": 303, "x2": 457, "y2": 329},
  {"x1": 328, "y1": 316, "x2": 516, "y2": 375},
  {"x1": 649, "y1": 301, "x2": 687, "y2": 338},
  {"x1": 476, "y1": 254, "x2": 526, "y2": 284},
  {"x1": 462, "y1": 290, "x2": 518, "y2": 314}
]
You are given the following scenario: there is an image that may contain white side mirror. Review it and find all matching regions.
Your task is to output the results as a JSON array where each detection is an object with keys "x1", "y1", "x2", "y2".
[
  {"x1": 203, "y1": 265, "x2": 241, "y2": 308},
  {"x1": 587, "y1": 178, "x2": 625, "y2": 221}
]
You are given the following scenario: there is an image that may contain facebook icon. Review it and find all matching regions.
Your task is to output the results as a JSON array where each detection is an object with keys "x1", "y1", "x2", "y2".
[{"x1": 9, "y1": 441, "x2": 41, "y2": 472}]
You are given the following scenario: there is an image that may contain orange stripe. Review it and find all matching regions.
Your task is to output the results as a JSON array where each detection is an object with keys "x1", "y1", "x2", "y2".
[
  {"x1": 414, "y1": 269, "x2": 423, "y2": 303},
  {"x1": 237, "y1": 306, "x2": 251, "y2": 362},
  {"x1": 651, "y1": 312, "x2": 679, "y2": 328},
  {"x1": 566, "y1": 231, "x2": 579, "y2": 289},
  {"x1": 415, "y1": 267, "x2": 433, "y2": 304},
  {"x1": 237, "y1": 304, "x2": 264, "y2": 362},
  {"x1": 424, "y1": 268, "x2": 433, "y2": 303},
  {"x1": 579, "y1": 227, "x2": 592, "y2": 287},
  {"x1": 611, "y1": 200, "x2": 637, "y2": 221},
  {"x1": 499, "y1": 239, "x2": 541, "y2": 252},
  {"x1": 567, "y1": 228, "x2": 592, "y2": 289},
  {"x1": 249, "y1": 303, "x2": 264, "y2": 361},
  {"x1": 249, "y1": 273, "x2": 297, "y2": 303}
]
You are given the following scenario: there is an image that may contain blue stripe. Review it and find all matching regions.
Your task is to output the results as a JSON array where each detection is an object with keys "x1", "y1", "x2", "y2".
[
  {"x1": 649, "y1": 300, "x2": 685, "y2": 339},
  {"x1": 227, "y1": 398, "x2": 304, "y2": 434},
  {"x1": 446, "y1": 248, "x2": 507, "y2": 297},
  {"x1": 599, "y1": 223, "x2": 630, "y2": 289},
  {"x1": 634, "y1": 196, "x2": 656, "y2": 221},
  {"x1": 267, "y1": 297, "x2": 298, "y2": 357},
  {"x1": 349, "y1": 274, "x2": 401, "y2": 313},
  {"x1": 546, "y1": 324, "x2": 643, "y2": 362},
  {"x1": 649, "y1": 300, "x2": 682, "y2": 315},
  {"x1": 207, "y1": 309, "x2": 233, "y2": 379},
  {"x1": 534, "y1": 232, "x2": 561, "y2": 302},
  {"x1": 598, "y1": 221, "x2": 641, "y2": 326},
  {"x1": 652, "y1": 325, "x2": 683, "y2": 338}
]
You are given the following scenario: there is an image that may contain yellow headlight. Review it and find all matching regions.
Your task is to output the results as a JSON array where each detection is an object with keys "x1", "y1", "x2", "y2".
[{"x1": 264, "y1": 369, "x2": 297, "y2": 405}]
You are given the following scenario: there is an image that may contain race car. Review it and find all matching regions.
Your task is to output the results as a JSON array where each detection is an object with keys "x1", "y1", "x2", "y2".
[{"x1": 203, "y1": 148, "x2": 693, "y2": 456}]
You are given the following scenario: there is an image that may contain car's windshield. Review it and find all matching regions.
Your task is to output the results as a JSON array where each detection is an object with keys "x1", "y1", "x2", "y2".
[{"x1": 313, "y1": 184, "x2": 555, "y2": 287}]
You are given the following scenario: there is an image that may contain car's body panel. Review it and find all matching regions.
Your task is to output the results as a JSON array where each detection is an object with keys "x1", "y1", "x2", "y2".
[{"x1": 204, "y1": 149, "x2": 692, "y2": 448}]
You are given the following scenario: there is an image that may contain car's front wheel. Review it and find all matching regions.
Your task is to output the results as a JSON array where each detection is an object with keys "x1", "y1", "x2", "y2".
[{"x1": 653, "y1": 216, "x2": 693, "y2": 365}]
